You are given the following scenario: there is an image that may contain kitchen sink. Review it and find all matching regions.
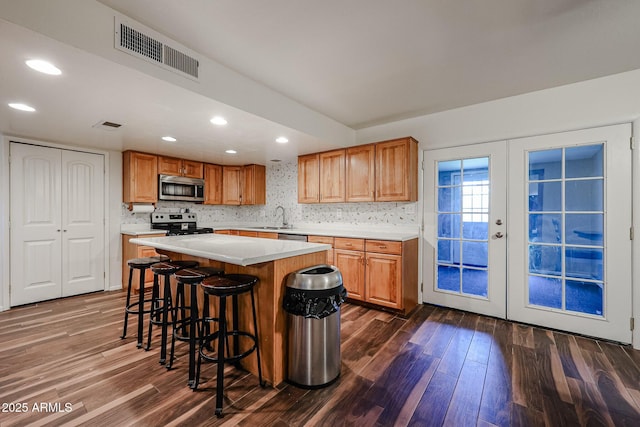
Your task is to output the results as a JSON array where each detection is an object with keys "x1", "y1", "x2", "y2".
[{"x1": 248, "y1": 226, "x2": 293, "y2": 230}]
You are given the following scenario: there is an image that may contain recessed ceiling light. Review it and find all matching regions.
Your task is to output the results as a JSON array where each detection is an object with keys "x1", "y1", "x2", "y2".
[
  {"x1": 26, "y1": 59, "x2": 62, "y2": 75},
  {"x1": 8, "y1": 103, "x2": 36, "y2": 112},
  {"x1": 225, "y1": 149, "x2": 237, "y2": 154},
  {"x1": 276, "y1": 137, "x2": 288, "y2": 143},
  {"x1": 162, "y1": 136, "x2": 177, "y2": 142},
  {"x1": 210, "y1": 116, "x2": 227, "y2": 126}
]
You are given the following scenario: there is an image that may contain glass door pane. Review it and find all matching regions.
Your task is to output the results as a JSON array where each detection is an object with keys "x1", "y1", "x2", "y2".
[
  {"x1": 437, "y1": 157, "x2": 490, "y2": 297},
  {"x1": 527, "y1": 144, "x2": 604, "y2": 316}
]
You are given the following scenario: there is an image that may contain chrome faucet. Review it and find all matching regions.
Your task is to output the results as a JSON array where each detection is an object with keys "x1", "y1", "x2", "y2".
[{"x1": 275, "y1": 205, "x2": 288, "y2": 228}]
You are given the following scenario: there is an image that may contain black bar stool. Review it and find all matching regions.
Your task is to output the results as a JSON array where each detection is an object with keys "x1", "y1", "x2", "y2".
[
  {"x1": 171, "y1": 266, "x2": 224, "y2": 388},
  {"x1": 121, "y1": 255, "x2": 170, "y2": 348},
  {"x1": 196, "y1": 274, "x2": 264, "y2": 418},
  {"x1": 146, "y1": 260, "x2": 200, "y2": 364}
]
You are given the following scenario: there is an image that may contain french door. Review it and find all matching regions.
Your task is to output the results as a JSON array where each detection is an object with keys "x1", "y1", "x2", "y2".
[
  {"x1": 423, "y1": 124, "x2": 632, "y2": 343},
  {"x1": 423, "y1": 141, "x2": 507, "y2": 318},
  {"x1": 507, "y1": 124, "x2": 631, "y2": 343}
]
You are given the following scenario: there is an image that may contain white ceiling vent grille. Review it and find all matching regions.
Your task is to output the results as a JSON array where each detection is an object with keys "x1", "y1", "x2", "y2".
[
  {"x1": 164, "y1": 45, "x2": 199, "y2": 79},
  {"x1": 114, "y1": 17, "x2": 199, "y2": 81},
  {"x1": 119, "y1": 23, "x2": 163, "y2": 64},
  {"x1": 92, "y1": 120, "x2": 123, "y2": 131}
]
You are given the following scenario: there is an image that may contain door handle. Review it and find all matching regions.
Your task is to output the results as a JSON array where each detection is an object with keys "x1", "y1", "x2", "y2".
[{"x1": 494, "y1": 232, "x2": 504, "y2": 239}]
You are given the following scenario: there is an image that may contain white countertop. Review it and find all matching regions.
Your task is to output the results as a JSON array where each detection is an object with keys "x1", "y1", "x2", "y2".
[
  {"x1": 230, "y1": 226, "x2": 419, "y2": 241},
  {"x1": 122, "y1": 223, "x2": 419, "y2": 241},
  {"x1": 130, "y1": 234, "x2": 331, "y2": 266}
]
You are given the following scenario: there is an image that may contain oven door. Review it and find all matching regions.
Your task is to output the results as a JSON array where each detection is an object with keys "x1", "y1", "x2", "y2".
[{"x1": 158, "y1": 175, "x2": 205, "y2": 202}]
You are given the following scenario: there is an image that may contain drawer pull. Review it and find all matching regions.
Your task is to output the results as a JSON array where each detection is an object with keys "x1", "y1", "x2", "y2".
[
  {"x1": 378, "y1": 245, "x2": 387, "y2": 249},
  {"x1": 346, "y1": 243, "x2": 352, "y2": 246}
]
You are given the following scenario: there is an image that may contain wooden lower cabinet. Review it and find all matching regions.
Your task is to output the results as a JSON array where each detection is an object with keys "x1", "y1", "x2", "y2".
[
  {"x1": 366, "y1": 252, "x2": 402, "y2": 309},
  {"x1": 257, "y1": 231, "x2": 278, "y2": 239},
  {"x1": 334, "y1": 237, "x2": 418, "y2": 314},
  {"x1": 334, "y1": 249, "x2": 365, "y2": 301},
  {"x1": 215, "y1": 229, "x2": 239, "y2": 235},
  {"x1": 121, "y1": 233, "x2": 165, "y2": 293},
  {"x1": 217, "y1": 229, "x2": 277, "y2": 239},
  {"x1": 308, "y1": 235, "x2": 334, "y2": 264}
]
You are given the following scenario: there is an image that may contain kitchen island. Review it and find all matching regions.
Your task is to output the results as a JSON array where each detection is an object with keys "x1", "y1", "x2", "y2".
[{"x1": 130, "y1": 233, "x2": 330, "y2": 386}]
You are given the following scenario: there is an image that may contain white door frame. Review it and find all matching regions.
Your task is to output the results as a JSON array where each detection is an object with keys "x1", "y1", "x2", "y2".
[{"x1": 0, "y1": 136, "x2": 111, "y2": 311}]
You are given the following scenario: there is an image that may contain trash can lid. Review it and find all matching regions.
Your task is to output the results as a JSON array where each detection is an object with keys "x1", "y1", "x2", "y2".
[{"x1": 285, "y1": 264, "x2": 343, "y2": 291}]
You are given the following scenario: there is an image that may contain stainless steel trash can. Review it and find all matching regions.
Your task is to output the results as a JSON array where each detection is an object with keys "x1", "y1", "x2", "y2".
[{"x1": 283, "y1": 265, "x2": 346, "y2": 388}]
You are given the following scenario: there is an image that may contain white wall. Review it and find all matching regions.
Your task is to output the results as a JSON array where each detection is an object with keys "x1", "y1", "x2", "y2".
[
  {"x1": 357, "y1": 69, "x2": 640, "y2": 149},
  {"x1": 0, "y1": 134, "x2": 8, "y2": 311},
  {"x1": 355, "y1": 68, "x2": 640, "y2": 348},
  {"x1": 108, "y1": 150, "x2": 123, "y2": 291}
]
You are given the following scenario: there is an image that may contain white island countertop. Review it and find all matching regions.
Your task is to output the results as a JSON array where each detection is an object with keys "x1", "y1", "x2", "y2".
[{"x1": 130, "y1": 234, "x2": 331, "y2": 266}]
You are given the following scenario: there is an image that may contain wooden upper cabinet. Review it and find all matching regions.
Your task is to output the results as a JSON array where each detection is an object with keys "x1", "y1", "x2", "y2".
[
  {"x1": 222, "y1": 164, "x2": 265, "y2": 205},
  {"x1": 123, "y1": 151, "x2": 158, "y2": 204},
  {"x1": 204, "y1": 163, "x2": 222, "y2": 205},
  {"x1": 319, "y1": 149, "x2": 345, "y2": 203},
  {"x1": 298, "y1": 154, "x2": 320, "y2": 203},
  {"x1": 242, "y1": 164, "x2": 266, "y2": 205},
  {"x1": 375, "y1": 137, "x2": 418, "y2": 202},
  {"x1": 346, "y1": 144, "x2": 375, "y2": 202},
  {"x1": 158, "y1": 156, "x2": 203, "y2": 179},
  {"x1": 182, "y1": 160, "x2": 204, "y2": 178},
  {"x1": 299, "y1": 136, "x2": 418, "y2": 204},
  {"x1": 157, "y1": 156, "x2": 181, "y2": 176},
  {"x1": 222, "y1": 166, "x2": 242, "y2": 205}
]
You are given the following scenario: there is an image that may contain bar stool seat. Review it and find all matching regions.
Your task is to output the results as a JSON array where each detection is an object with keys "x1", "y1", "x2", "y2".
[
  {"x1": 146, "y1": 260, "x2": 200, "y2": 364},
  {"x1": 171, "y1": 266, "x2": 224, "y2": 388},
  {"x1": 196, "y1": 274, "x2": 263, "y2": 418},
  {"x1": 121, "y1": 255, "x2": 170, "y2": 348}
]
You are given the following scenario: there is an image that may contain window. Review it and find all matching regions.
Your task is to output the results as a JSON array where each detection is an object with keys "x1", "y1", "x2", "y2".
[{"x1": 462, "y1": 180, "x2": 489, "y2": 222}]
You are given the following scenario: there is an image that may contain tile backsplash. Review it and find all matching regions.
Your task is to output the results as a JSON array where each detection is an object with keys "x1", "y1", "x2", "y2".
[{"x1": 121, "y1": 161, "x2": 419, "y2": 226}]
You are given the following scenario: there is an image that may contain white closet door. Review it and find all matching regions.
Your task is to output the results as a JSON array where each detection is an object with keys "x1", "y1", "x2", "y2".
[
  {"x1": 10, "y1": 144, "x2": 63, "y2": 306},
  {"x1": 61, "y1": 150, "x2": 105, "y2": 297},
  {"x1": 10, "y1": 143, "x2": 105, "y2": 306}
]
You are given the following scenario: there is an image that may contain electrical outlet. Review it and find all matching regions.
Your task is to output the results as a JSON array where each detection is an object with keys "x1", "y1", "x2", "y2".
[
  {"x1": 336, "y1": 208, "x2": 342, "y2": 219},
  {"x1": 405, "y1": 204, "x2": 416, "y2": 214},
  {"x1": 260, "y1": 209, "x2": 266, "y2": 218}
]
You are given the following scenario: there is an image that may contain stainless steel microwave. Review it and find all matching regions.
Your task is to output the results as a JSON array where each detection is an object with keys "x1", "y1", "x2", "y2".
[{"x1": 158, "y1": 174, "x2": 205, "y2": 202}]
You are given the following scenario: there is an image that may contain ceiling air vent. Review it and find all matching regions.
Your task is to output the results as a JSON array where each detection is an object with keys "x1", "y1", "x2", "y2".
[
  {"x1": 92, "y1": 120, "x2": 123, "y2": 131},
  {"x1": 114, "y1": 17, "x2": 199, "y2": 81}
]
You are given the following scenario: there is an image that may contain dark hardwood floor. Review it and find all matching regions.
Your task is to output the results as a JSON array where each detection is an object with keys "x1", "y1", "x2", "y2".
[{"x1": 1, "y1": 290, "x2": 640, "y2": 426}]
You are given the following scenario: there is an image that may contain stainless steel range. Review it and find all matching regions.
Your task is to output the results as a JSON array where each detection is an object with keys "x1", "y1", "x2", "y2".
[{"x1": 150, "y1": 212, "x2": 214, "y2": 236}]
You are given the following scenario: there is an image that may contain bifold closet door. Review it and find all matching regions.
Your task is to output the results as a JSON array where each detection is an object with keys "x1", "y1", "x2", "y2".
[{"x1": 10, "y1": 143, "x2": 104, "y2": 306}]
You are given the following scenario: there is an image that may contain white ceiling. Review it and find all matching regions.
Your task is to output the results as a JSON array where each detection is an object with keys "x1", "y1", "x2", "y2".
[{"x1": 2, "y1": 0, "x2": 640, "y2": 164}]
